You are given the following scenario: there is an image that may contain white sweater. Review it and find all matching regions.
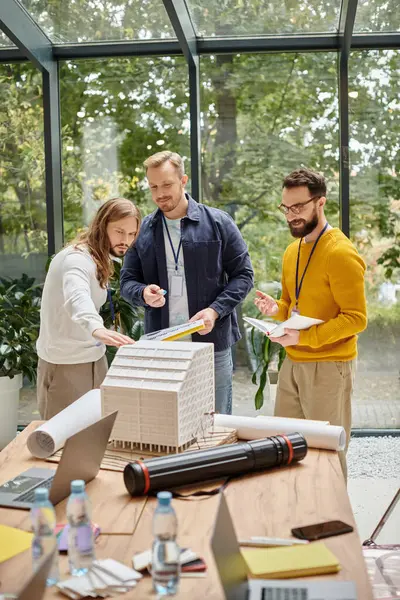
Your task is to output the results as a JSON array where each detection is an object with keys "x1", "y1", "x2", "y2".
[{"x1": 37, "y1": 245, "x2": 107, "y2": 364}]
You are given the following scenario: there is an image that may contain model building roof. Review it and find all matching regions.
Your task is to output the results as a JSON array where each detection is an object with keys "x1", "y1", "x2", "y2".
[{"x1": 101, "y1": 340, "x2": 212, "y2": 392}]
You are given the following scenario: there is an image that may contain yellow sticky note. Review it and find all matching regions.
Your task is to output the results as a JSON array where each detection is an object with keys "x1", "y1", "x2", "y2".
[
  {"x1": 241, "y1": 541, "x2": 340, "y2": 579},
  {"x1": 0, "y1": 524, "x2": 33, "y2": 564}
]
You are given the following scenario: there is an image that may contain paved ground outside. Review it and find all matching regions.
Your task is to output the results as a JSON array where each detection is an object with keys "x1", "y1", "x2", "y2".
[{"x1": 19, "y1": 365, "x2": 400, "y2": 428}]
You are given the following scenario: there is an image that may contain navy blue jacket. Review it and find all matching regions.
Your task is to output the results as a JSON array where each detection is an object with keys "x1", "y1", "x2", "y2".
[{"x1": 120, "y1": 195, "x2": 254, "y2": 351}]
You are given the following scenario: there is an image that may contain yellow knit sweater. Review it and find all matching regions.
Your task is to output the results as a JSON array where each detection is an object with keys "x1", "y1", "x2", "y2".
[{"x1": 274, "y1": 228, "x2": 367, "y2": 362}]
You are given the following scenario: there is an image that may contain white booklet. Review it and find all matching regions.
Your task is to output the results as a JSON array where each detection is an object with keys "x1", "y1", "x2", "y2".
[{"x1": 244, "y1": 314, "x2": 324, "y2": 338}]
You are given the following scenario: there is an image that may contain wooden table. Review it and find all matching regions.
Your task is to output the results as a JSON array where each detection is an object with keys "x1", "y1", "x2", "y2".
[{"x1": 0, "y1": 422, "x2": 373, "y2": 599}]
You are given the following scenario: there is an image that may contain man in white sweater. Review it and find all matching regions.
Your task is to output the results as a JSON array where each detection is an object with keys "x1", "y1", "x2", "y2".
[{"x1": 36, "y1": 198, "x2": 141, "y2": 419}]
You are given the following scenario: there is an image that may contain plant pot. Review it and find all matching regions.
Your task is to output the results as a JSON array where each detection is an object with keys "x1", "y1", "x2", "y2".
[
  {"x1": 268, "y1": 370, "x2": 279, "y2": 385},
  {"x1": 0, "y1": 374, "x2": 22, "y2": 450}
]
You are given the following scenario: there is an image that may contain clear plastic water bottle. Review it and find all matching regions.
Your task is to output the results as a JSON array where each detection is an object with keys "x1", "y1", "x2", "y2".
[
  {"x1": 31, "y1": 487, "x2": 59, "y2": 586},
  {"x1": 67, "y1": 479, "x2": 95, "y2": 576},
  {"x1": 152, "y1": 491, "x2": 180, "y2": 596}
]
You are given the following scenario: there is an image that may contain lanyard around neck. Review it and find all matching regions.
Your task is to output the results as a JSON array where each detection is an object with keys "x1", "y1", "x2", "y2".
[
  {"x1": 162, "y1": 214, "x2": 182, "y2": 273},
  {"x1": 295, "y1": 222, "x2": 329, "y2": 308}
]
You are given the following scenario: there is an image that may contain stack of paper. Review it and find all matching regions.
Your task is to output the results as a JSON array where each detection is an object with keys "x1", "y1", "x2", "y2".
[
  {"x1": 57, "y1": 559, "x2": 142, "y2": 598},
  {"x1": 241, "y1": 541, "x2": 340, "y2": 579}
]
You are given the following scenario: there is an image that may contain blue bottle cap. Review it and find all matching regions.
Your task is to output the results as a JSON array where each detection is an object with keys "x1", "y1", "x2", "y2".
[
  {"x1": 71, "y1": 480, "x2": 85, "y2": 494},
  {"x1": 157, "y1": 491, "x2": 172, "y2": 506},
  {"x1": 34, "y1": 487, "x2": 49, "y2": 502}
]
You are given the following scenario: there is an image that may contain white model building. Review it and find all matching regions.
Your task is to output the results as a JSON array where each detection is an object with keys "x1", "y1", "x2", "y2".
[{"x1": 101, "y1": 340, "x2": 215, "y2": 453}]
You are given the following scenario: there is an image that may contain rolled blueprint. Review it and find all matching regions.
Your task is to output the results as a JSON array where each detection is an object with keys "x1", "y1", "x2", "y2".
[
  {"x1": 27, "y1": 389, "x2": 102, "y2": 458},
  {"x1": 214, "y1": 414, "x2": 346, "y2": 451}
]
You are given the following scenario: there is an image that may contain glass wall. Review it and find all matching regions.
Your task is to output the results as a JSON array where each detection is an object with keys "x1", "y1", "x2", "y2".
[
  {"x1": 201, "y1": 51, "x2": 339, "y2": 302},
  {"x1": 349, "y1": 49, "x2": 400, "y2": 427},
  {"x1": 1, "y1": 0, "x2": 398, "y2": 429},
  {"x1": 20, "y1": 0, "x2": 176, "y2": 43},
  {"x1": 0, "y1": 63, "x2": 47, "y2": 282},
  {"x1": 60, "y1": 56, "x2": 190, "y2": 238},
  {"x1": 188, "y1": 0, "x2": 342, "y2": 36},
  {"x1": 201, "y1": 51, "x2": 340, "y2": 413}
]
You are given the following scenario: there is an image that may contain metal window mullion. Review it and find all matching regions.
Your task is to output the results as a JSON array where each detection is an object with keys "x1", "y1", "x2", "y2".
[{"x1": 42, "y1": 61, "x2": 63, "y2": 254}]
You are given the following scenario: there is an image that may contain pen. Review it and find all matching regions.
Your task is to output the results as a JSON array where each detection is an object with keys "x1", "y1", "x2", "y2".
[{"x1": 239, "y1": 537, "x2": 309, "y2": 547}]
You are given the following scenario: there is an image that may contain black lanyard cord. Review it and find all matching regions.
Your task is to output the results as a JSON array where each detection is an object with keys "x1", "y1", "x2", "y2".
[
  {"x1": 162, "y1": 214, "x2": 182, "y2": 273},
  {"x1": 295, "y1": 222, "x2": 329, "y2": 308}
]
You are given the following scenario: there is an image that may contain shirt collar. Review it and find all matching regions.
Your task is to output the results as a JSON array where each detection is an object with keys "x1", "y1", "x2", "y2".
[{"x1": 149, "y1": 193, "x2": 199, "y2": 227}]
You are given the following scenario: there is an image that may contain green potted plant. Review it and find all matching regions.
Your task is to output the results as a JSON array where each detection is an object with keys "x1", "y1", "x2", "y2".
[
  {"x1": 100, "y1": 259, "x2": 144, "y2": 365},
  {"x1": 250, "y1": 326, "x2": 285, "y2": 412},
  {"x1": 0, "y1": 275, "x2": 41, "y2": 448}
]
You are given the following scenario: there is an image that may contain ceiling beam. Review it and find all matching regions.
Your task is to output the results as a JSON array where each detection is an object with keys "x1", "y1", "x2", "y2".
[{"x1": 0, "y1": 0, "x2": 52, "y2": 71}]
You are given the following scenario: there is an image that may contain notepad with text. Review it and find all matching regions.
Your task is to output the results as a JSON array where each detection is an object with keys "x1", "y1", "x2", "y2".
[
  {"x1": 244, "y1": 314, "x2": 324, "y2": 338},
  {"x1": 241, "y1": 541, "x2": 340, "y2": 579}
]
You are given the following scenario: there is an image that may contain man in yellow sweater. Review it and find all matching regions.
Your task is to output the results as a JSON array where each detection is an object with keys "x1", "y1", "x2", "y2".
[{"x1": 255, "y1": 168, "x2": 367, "y2": 478}]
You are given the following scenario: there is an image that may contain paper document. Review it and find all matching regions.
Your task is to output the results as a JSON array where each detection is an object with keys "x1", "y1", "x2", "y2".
[
  {"x1": 0, "y1": 524, "x2": 33, "y2": 564},
  {"x1": 27, "y1": 389, "x2": 102, "y2": 458},
  {"x1": 244, "y1": 314, "x2": 324, "y2": 338},
  {"x1": 140, "y1": 319, "x2": 205, "y2": 342},
  {"x1": 214, "y1": 414, "x2": 346, "y2": 451}
]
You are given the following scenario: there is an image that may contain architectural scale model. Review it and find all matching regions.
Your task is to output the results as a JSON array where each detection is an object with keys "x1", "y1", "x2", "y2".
[{"x1": 101, "y1": 340, "x2": 215, "y2": 453}]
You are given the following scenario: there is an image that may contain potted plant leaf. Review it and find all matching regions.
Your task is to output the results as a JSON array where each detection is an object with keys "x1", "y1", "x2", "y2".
[
  {"x1": 0, "y1": 275, "x2": 41, "y2": 448},
  {"x1": 100, "y1": 259, "x2": 144, "y2": 365},
  {"x1": 250, "y1": 326, "x2": 286, "y2": 412}
]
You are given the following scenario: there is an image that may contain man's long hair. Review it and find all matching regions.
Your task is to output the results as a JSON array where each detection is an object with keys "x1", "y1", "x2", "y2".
[{"x1": 72, "y1": 198, "x2": 141, "y2": 288}]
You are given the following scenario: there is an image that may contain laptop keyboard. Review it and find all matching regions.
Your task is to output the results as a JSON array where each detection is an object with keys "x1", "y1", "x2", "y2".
[
  {"x1": 261, "y1": 588, "x2": 308, "y2": 600},
  {"x1": 15, "y1": 476, "x2": 54, "y2": 503}
]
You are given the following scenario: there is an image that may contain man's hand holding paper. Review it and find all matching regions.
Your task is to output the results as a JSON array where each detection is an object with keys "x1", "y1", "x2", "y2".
[
  {"x1": 189, "y1": 307, "x2": 219, "y2": 335},
  {"x1": 269, "y1": 328, "x2": 300, "y2": 347}
]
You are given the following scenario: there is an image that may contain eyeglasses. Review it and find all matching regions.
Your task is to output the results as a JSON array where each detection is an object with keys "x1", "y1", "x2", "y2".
[{"x1": 278, "y1": 195, "x2": 321, "y2": 216}]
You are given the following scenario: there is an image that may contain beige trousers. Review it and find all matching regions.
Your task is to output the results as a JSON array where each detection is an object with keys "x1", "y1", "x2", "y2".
[
  {"x1": 274, "y1": 357, "x2": 355, "y2": 479},
  {"x1": 37, "y1": 355, "x2": 108, "y2": 420}
]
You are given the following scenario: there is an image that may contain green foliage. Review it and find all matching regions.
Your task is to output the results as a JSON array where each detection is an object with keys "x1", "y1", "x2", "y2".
[
  {"x1": 99, "y1": 260, "x2": 144, "y2": 365},
  {"x1": 0, "y1": 18, "x2": 399, "y2": 392},
  {"x1": 377, "y1": 239, "x2": 400, "y2": 280},
  {"x1": 250, "y1": 321, "x2": 286, "y2": 410},
  {"x1": 0, "y1": 275, "x2": 42, "y2": 381}
]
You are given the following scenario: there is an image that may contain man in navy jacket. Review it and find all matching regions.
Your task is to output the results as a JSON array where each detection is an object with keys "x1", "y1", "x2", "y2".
[{"x1": 120, "y1": 151, "x2": 254, "y2": 414}]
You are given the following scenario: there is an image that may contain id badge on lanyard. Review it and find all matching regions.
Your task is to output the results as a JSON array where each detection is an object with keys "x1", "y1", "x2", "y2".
[
  {"x1": 170, "y1": 274, "x2": 183, "y2": 297},
  {"x1": 163, "y1": 215, "x2": 184, "y2": 297}
]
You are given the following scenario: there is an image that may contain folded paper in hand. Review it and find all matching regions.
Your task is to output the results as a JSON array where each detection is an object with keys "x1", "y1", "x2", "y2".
[
  {"x1": 140, "y1": 319, "x2": 205, "y2": 341},
  {"x1": 244, "y1": 314, "x2": 324, "y2": 338}
]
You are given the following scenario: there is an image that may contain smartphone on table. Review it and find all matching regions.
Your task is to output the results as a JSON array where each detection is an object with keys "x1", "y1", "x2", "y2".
[{"x1": 291, "y1": 520, "x2": 354, "y2": 541}]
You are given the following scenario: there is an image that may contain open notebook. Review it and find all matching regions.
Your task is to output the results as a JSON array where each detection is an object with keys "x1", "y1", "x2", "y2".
[{"x1": 244, "y1": 315, "x2": 324, "y2": 338}]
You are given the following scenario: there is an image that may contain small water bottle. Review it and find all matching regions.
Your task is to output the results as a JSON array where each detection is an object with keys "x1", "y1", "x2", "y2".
[
  {"x1": 67, "y1": 480, "x2": 95, "y2": 576},
  {"x1": 31, "y1": 487, "x2": 59, "y2": 586},
  {"x1": 152, "y1": 491, "x2": 180, "y2": 596}
]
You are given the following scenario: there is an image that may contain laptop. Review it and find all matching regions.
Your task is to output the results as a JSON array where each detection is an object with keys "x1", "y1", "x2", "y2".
[
  {"x1": 16, "y1": 549, "x2": 56, "y2": 600},
  {"x1": 210, "y1": 492, "x2": 358, "y2": 600},
  {"x1": 0, "y1": 411, "x2": 117, "y2": 510}
]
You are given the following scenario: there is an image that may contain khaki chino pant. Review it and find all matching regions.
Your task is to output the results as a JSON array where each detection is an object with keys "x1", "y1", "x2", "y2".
[
  {"x1": 274, "y1": 357, "x2": 355, "y2": 479},
  {"x1": 37, "y1": 355, "x2": 108, "y2": 420}
]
